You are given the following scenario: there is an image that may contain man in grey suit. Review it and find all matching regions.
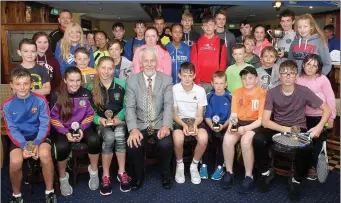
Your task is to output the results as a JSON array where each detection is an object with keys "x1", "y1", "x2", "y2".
[{"x1": 125, "y1": 47, "x2": 174, "y2": 190}]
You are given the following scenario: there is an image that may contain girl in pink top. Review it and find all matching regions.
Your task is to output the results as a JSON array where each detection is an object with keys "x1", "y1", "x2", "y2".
[
  {"x1": 253, "y1": 24, "x2": 272, "y2": 57},
  {"x1": 296, "y1": 54, "x2": 335, "y2": 180},
  {"x1": 132, "y1": 27, "x2": 171, "y2": 76}
]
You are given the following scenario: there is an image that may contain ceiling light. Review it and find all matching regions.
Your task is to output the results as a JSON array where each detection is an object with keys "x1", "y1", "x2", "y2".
[
  {"x1": 309, "y1": 6, "x2": 313, "y2": 9},
  {"x1": 273, "y1": 1, "x2": 283, "y2": 11}
]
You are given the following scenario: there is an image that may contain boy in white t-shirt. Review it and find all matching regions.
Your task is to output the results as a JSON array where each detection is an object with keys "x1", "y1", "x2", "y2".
[{"x1": 173, "y1": 62, "x2": 208, "y2": 185}]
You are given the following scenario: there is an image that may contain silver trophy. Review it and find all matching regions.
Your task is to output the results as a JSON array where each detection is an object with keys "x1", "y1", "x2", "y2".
[
  {"x1": 230, "y1": 116, "x2": 238, "y2": 133},
  {"x1": 104, "y1": 110, "x2": 114, "y2": 126},
  {"x1": 267, "y1": 28, "x2": 284, "y2": 52},
  {"x1": 71, "y1": 122, "x2": 80, "y2": 137},
  {"x1": 212, "y1": 115, "x2": 220, "y2": 131}
]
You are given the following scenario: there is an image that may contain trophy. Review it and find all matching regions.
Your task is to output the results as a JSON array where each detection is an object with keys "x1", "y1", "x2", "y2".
[
  {"x1": 212, "y1": 115, "x2": 220, "y2": 131},
  {"x1": 290, "y1": 125, "x2": 301, "y2": 138},
  {"x1": 25, "y1": 141, "x2": 36, "y2": 154},
  {"x1": 71, "y1": 122, "x2": 80, "y2": 137},
  {"x1": 267, "y1": 28, "x2": 284, "y2": 52},
  {"x1": 104, "y1": 110, "x2": 114, "y2": 126},
  {"x1": 230, "y1": 116, "x2": 238, "y2": 133},
  {"x1": 186, "y1": 118, "x2": 195, "y2": 134}
]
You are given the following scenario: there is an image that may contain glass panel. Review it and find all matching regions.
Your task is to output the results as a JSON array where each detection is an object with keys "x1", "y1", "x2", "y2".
[{"x1": 7, "y1": 30, "x2": 52, "y2": 63}]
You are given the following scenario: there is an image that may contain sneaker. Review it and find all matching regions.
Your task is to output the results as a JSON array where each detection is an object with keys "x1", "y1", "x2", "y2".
[
  {"x1": 238, "y1": 176, "x2": 253, "y2": 194},
  {"x1": 60, "y1": 172, "x2": 73, "y2": 196},
  {"x1": 9, "y1": 196, "x2": 26, "y2": 203},
  {"x1": 190, "y1": 164, "x2": 201, "y2": 184},
  {"x1": 259, "y1": 168, "x2": 275, "y2": 193},
  {"x1": 45, "y1": 192, "x2": 57, "y2": 203},
  {"x1": 211, "y1": 166, "x2": 225, "y2": 180},
  {"x1": 88, "y1": 165, "x2": 99, "y2": 190},
  {"x1": 175, "y1": 163, "x2": 185, "y2": 184},
  {"x1": 100, "y1": 176, "x2": 112, "y2": 195},
  {"x1": 288, "y1": 177, "x2": 301, "y2": 201},
  {"x1": 307, "y1": 168, "x2": 317, "y2": 180},
  {"x1": 220, "y1": 171, "x2": 233, "y2": 190},
  {"x1": 117, "y1": 172, "x2": 132, "y2": 192},
  {"x1": 200, "y1": 165, "x2": 208, "y2": 179}
]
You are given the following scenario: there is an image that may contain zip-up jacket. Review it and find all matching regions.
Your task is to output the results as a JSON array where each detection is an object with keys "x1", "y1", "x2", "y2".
[
  {"x1": 165, "y1": 41, "x2": 191, "y2": 84},
  {"x1": 191, "y1": 35, "x2": 227, "y2": 84},
  {"x1": 88, "y1": 78, "x2": 126, "y2": 125},
  {"x1": 216, "y1": 28, "x2": 236, "y2": 66},
  {"x1": 204, "y1": 89, "x2": 232, "y2": 124},
  {"x1": 50, "y1": 87, "x2": 94, "y2": 135},
  {"x1": 2, "y1": 92, "x2": 50, "y2": 149},
  {"x1": 55, "y1": 43, "x2": 95, "y2": 75},
  {"x1": 182, "y1": 28, "x2": 201, "y2": 46}
]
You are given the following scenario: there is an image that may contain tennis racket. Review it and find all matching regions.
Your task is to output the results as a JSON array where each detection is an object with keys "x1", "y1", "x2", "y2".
[
  {"x1": 272, "y1": 132, "x2": 312, "y2": 149},
  {"x1": 317, "y1": 140, "x2": 329, "y2": 183}
]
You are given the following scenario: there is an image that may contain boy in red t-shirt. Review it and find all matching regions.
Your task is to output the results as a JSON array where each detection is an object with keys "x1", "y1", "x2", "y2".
[{"x1": 191, "y1": 15, "x2": 227, "y2": 93}]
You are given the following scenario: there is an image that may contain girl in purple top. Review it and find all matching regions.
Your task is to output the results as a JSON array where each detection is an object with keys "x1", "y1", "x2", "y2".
[
  {"x1": 50, "y1": 66, "x2": 101, "y2": 196},
  {"x1": 296, "y1": 54, "x2": 336, "y2": 180}
]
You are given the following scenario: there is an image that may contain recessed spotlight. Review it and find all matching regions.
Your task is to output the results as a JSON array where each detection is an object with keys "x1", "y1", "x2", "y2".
[
  {"x1": 99, "y1": 7, "x2": 103, "y2": 10},
  {"x1": 309, "y1": 6, "x2": 313, "y2": 9}
]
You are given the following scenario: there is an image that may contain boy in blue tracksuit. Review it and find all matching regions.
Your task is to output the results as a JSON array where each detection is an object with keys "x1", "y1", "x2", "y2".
[
  {"x1": 3, "y1": 68, "x2": 57, "y2": 202},
  {"x1": 165, "y1": 23, "x2": 190, "y2": 84},
  {"x1": 200, "y1": 71, "x2": 232, "y2": 181}
]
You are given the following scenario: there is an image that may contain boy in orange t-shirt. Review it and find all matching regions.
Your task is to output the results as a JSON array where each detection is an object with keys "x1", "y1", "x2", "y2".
[{"x1": 220, "y1": 66, "x2": 266, "y2": 194}]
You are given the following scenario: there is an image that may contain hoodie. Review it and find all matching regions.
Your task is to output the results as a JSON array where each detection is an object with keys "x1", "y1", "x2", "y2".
[
  {"x1": 2, "y1": 92, "x2": 50, "y2": 149},
  {"x1": 165, "y1": 41, "x2": 191, "y2": 84},
  {"x1": 55, "y1": 43, "x2": 95, "y2": 75},
  {"x1": 245, "y1": 54, "x2": 261, "y2": 69},
  {"x1": 253, "y1": 38, "x2": 272, "y2": 57},
  {"x1": 256, "y1": 63, "x2": 281, "y2": 90},
  {"x1": 277, "y1": 29, "x2": 296, "y2": 57},
  {"x1": 216, "y1": 28, "x2": 236, "y2": 66},
  {"x1": 191, "y1": 35, "x2": 227, "y2": 84},
  {"x1": 132, "y1": 44, "x2": 172, "y2": 76},
  {"x1": 182, "y1": 28, "x2": 201, "y2": 47},
  {"x1": 288, "y1": 34, "x2": 332, "y2": 75},
  {"x1": 36, "y1": 51, "x2": 62, "y2": 91}
]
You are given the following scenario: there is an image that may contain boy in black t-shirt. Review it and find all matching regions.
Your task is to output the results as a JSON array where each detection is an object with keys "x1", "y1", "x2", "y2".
[{"x1": 15, "y1": 38, "x2": 51, "y2": 96}]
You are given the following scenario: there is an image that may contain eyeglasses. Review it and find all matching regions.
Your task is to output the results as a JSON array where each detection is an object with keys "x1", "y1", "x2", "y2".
[{"x1": 280, "y1": 72, "x2": 297, "y2": 78}]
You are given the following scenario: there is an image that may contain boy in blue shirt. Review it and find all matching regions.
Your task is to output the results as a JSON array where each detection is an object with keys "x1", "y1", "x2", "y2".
[
  {"x1": 3, "y1": 68, "x2": 56, "y2": 203},
  {"x1": 200, "y1": 71, "x2": 232, "y2": 180},
  {"x1": 124, "y1": 20, "x2": 146, "y2": 61},
  {"x1": 165, "y1": 23, "x2": 191, "y2": 84}
]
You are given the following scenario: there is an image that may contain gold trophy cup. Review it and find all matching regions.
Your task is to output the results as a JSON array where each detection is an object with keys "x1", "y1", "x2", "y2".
[{"x1": 25, "y1": 141, "x2": 36, "y2": 154}]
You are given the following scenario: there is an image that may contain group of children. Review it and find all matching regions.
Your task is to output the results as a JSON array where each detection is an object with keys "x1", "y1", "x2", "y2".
[{"x1": 2, "y1": 7, "x2": 337, "y2": 203}]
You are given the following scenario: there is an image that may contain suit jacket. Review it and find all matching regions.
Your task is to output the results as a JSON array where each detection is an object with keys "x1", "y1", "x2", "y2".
[{"x1": 125, "y1": 71, "x2": 174, "y2": 132}]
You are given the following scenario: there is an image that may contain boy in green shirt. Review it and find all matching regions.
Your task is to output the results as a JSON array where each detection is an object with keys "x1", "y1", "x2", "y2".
[{"x1": 225, "y1": 44, "x2": 250, "y2": 93}]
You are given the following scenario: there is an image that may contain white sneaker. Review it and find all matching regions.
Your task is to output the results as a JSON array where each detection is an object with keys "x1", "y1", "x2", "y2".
[
  {"x1": 175, "y1": 163, "x2": 185, "y2": 184},
  {"x1": 88, "y1": 165, "x2": 99, "y2": 190},
  {"x1": 60, "y1": 172, "x2": 73, "y2": 196},
  {"x1": 190, "y1": 164, "x2": 201, "y2": 184}
]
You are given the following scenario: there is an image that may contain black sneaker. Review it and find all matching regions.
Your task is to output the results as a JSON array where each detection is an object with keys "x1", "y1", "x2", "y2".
[
  {"x1": 220, "y1": 171, "x2": 234, "y2": 190},
  {"x1": 117, "y1": 172, "x2": 132, "y2": 192},
  {"x1": 288, "y1": 177, "x2": 301, "y2": 201},
  {"x1": 9, "y1": 196, "x2": 26, "y2": 203},
  {"x1": 238, "y1": 176, "x2": 253, "y2": 194},
  {"x1": 259, "y1": 168, "x2": 275, "y2": 193},
  {"x1": 100, "y1": 176, "x2": 112, "y2": 196},
  {"x1": 45, "y1": 192, "x2": 57, "y2": 203}
]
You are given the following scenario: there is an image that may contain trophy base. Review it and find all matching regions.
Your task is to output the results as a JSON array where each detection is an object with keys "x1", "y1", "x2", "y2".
[
  {"x1": 231, "y1": 128, "x2": 238, "y2": 133},
  {"x1": 105, "y1": 121, "x2": 114, "y2": 126},
  {"x1": 213, "y1": 126, "x2": 220, "y2": 131},
  {"x1": 72, "y1": 133, "x2": 80, "y2": 138},
  {"x1": 188, "y1": 131, "x2": 195, "y2": 135}
]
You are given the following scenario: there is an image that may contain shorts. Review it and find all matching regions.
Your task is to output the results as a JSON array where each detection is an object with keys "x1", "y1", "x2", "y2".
[
  {"x1": 9, "y1": 134, "x2": 53, "y2": 153},
  {"x1": 97, "y1": 122, "x2": 127, "y2": 154},
  {"x1": 237, "y1": 120, "x2": 263, "y2": 133},
  {"x1": 173, "y1": 118, "x2": 206, "y2": 131}
]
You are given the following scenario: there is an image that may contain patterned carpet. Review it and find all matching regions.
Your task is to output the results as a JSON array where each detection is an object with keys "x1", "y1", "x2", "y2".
[
  {"x1": 328, "y1": 149, "x2": 340, "y2": 172},
  {"x1": 1, "y1": 164, "x2": 340, "y2": 203}
]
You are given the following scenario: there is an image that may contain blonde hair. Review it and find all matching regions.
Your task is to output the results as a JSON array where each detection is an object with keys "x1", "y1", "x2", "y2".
[
  {"x1": 60, "y1": 23, "x2": 85, "y2": 61},
  {"x1": 295, "y1": 14, "x2": 327, "y2": 46},
  {"x1": 91, "y1": 56, "x2": 115, "y2": 110}
]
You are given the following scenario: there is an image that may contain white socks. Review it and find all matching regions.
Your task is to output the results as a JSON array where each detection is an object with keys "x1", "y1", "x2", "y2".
[
  {"x1": 262, "y1": 170, "x2": 270, "y2": 176},
  {"x1": 13, "y1": 193, "x2": 22, "y2": 198},
  {"x1": 45, "y1": 189, "x2": 54, "y2": 195}
]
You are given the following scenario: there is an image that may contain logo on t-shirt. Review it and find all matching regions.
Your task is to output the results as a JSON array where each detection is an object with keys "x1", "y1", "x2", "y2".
[
  {"x1": 31, "y1": 107, "x2": 38, "y2": 114},
  {"x1": 193, "y1": 96, "x2": 197, "y2": 100},
  {"x1": 251, "y1": 100, "x2": 259, "y2": 111},
  {"x1": 286, "y1": 39, "x2": 292, "y2": 44},
  {"x1": 79, "y1": 100, "x2": 86, "y2": 107}
]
